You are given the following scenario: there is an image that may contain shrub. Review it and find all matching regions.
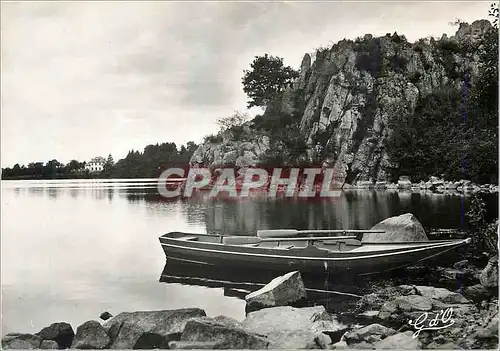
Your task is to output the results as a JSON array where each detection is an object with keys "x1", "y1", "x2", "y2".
[
  {"x1": 466, "y1": 194, "x2": 499, "y2": 255},
  {"x1": 204, "y1": 134, "x2": 223, "y2": 143}
]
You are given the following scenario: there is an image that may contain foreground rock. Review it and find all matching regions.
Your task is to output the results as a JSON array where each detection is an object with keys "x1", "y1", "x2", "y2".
[
  {"x1": 70, "y1": 320, "x2": 110, "y2": 349},
  {"x1": 362, "y1": 213, "x2": 428, "y2": 242},
  {"x1": 36, "y1": 322, "x2": 75, "y2": 348},
  {"x1": 2, "y1": 334, "x2": 42, "y2": 349},
  {"x1": 244, "y1": 271, "x2": 307, "y2": 313},
  {"x1": 102, "y1": 308, "x2": 206, "y2": 348},
  {"x1": 344, "y1": 324, "x2": 396, "y2": 344},
  {"x1": 373, "y1": 331, "x2": 421, "y2": 349},
  {"x1": 180, "y1": 316, "x2": 268, "y2": 349},
  {"x1": 479, "y1": 255, "x2": 499, "y2": 288},
  {"x1": 242, "y1": 306, "x2": 346, "y2": 348},
  {"x1": 354, "y1": 283, "x2": 499, "y2": 349}
]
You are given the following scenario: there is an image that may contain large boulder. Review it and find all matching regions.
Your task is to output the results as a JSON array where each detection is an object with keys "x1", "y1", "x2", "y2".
[
  {"x1": 2, "y1": 334, "x2": 42, "y2": 349},
  {"x1": 245, "y1": 271, "x2": 307, "y2": 313},
  {"x1": 242, "y1": 305, "x2": 346, "y2": 347},
  {"x1": 103, "y1": 308, "x2": 206, "y2": 349},
  {"x1": 180, "y1": 316, "x2": 268, "y2": 349},
  {"x1": 36, "y1": 322, "x2": 75, "y2": 349},
  {"x1": 70, "y1": 320, "x2": 110, "y2": 349},
  {"x1": 362, "y1": 213, "x2": 428, "y2": 242},
  {"x1": 480, "y1": 256, "x2": 498, "y2": 288}
]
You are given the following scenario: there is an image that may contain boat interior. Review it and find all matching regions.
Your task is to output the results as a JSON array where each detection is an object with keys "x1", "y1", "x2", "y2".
[{"x1": 161, "y1": 232, "x2": 457, "y2": 253}]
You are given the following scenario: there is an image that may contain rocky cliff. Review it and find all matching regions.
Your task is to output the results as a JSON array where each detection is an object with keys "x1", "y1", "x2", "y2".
[{"x1": 190, "y1": 20, "x2": 493, "y2": 185}]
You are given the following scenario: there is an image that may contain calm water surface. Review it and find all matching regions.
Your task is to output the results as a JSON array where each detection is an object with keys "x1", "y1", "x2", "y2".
[{"x1": 1, "y1": 179, "x2": 497, "y2": 335}]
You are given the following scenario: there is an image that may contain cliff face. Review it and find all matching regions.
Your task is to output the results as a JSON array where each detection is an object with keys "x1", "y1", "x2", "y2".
[{"x1": 190, "y1": 20, "x2": 492, "y2": 184}]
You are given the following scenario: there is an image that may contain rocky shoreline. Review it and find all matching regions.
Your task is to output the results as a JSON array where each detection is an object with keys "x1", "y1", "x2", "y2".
[
  {"x1": 348, "y1": 176, "x2": 499, "y2": 194},
  {"x1": 3, "y1": 214, "x2": 498, "y2": 350},
  {"x1": 2, "y1": 263, "x2": 497, "y2": 350}
]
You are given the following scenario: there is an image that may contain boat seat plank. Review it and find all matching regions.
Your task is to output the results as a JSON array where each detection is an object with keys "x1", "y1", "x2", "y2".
[
  {"x1": 222, "y1": 236, "x2": 261, "y2": 245},
  {"x1": 180, "y1": 236, "x2": 200, "y2": 241},
  {"x1": 275, "y1": 245, "x2": 294, "y2": 250}
]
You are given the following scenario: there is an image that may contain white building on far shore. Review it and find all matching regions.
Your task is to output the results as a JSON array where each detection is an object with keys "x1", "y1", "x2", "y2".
[{"x1": 85, "y1": 156, "x2": 106, "y2": 173}]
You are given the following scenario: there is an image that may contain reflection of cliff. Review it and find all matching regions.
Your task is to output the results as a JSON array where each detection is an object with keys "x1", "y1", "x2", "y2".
[
  {"x1": 189, "y1": 191, "x2": 499, "y2": 234},
  {"x1": 201, "y1": 191, "x2": 396, "y2": 235}
]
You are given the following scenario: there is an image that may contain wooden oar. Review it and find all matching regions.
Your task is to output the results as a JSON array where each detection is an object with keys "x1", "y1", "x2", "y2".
[
  {"x1": 221, "y1": 235, "x2": 359, "y2": 245},
  {"x1": 257, "y1": 229, "x2": 385, "y2": 238}
]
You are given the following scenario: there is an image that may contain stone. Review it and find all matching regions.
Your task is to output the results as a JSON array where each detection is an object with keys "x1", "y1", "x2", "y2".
[
  {"x1": 263, "y1": 330, "x2": 331, "y2": 349},
  {"x1": 36, "y1": 322, "x2": 75, "y2": 349},
  {"x1": 344, "y1": 324, "x2": 396, "y2": 343},
  {"x1": 99, "y1": 311, "x2": 113, "y2": 321},
  {"x1": 350, "y1": 341, "x2": 375, "y2": 349},
  {"x1": 462, "y1": 284, "x2": 494, "y2": 303},
  {"x1": 40, "y1": 340, "x2": 59, "y2": 349},
  {"x1": 414, "y1": 285, "x2": 469, "y2": 304},
  {"x1": 2, "y1": 334, "x2": 41, "y2": 349},
  {"x1": 242, "y1": 306, "x2": 346, "y2": 342},
  {"x1": 373, "y1": 331, "x2": 420, "y2": 349},
  {"x1": 379, "y1": 295, "x2": 433, "y2": 320},
  {"x1": 331, "y1": 340, "x2": 348, "y2": 349},
  {"x1": 109, "y1": 321, "x2": 146, "y2": 349},
  {"x1": 103, "y1": 308, "x2": 206, "y2": 347},
  {"x1": 397, "y1": 176, "x2": 412, "y2": 189},
  {"x1": 363, "y1": 213, "x2": 428, "y2": 242},
  {"x1": 356, "y1": 285, "x2": 417, "y2": 311},
  {"x1": 359, "y1": 310, "x2": 379, "y2": 321},
  {"x1": 480, "y1": 256, "x2": 498, "y2": 288},
  {"x1": 2, "y1": 339, "x2": 37, "y2": 349},
  {"x1": 245, "y1": 271, "x2": 307, "y2": 313},
  {"x1": 180, "y1": 316, "x2": 268, "y2": 349},
  {"x1": 168, "y1": 341, "x2": 217, "y2": 349},
  {"x1": 71, "y1": 320, "x2": 110, "y2": 349}
]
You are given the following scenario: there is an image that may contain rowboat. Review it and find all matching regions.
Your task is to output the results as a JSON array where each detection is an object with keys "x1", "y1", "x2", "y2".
[{"x1": 158, "y1": 230, "x2": 471, "y2": 275}]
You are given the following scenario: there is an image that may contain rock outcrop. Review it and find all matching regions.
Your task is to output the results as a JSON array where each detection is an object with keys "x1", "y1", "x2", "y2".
[
  {"x1": 189, "y1": 21, "x2": 493, "y2": 183},
  {"x1": 362, "y1": 213, "x2": 428, "y2": 242}
]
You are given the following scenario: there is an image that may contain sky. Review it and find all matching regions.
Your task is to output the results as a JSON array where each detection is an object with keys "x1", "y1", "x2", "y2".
[{"x1": 1, "y1": 1, "x2": 493, "y2": 167}]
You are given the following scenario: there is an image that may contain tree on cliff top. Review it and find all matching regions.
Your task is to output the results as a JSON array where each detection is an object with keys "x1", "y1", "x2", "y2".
[{"x1": 242, "y1": 54, "x2": 299, "y2": 108}]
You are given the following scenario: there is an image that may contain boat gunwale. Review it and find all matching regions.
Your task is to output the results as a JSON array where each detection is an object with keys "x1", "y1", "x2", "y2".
[
  {"x1": 159, "y1": 237, "x2": 471, "y2": 261},
  {"x1": 159, "y1": 232, "x2": 466, "y2": 245}
]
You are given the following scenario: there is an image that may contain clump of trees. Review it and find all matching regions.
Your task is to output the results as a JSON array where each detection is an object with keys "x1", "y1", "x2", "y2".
[
  {"x1": 387, "y1": 4, "x2": 498, "y2": 184},
  {"x1": 2, "y1": 141, "x2": 199, "y2": 180},
  {"x1": 2, "y1": 160, "x2": 87, "y2": 179}
]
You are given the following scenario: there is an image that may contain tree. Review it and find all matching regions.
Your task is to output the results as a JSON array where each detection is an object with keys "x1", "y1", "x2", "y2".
[
  {"x1": 103, "y1": 154, "x2": 115, "y2": 173},
  {"x1": 216, "y1": 111, "x2": 250, "y2": 133},
  {"x1": 242, "y1": 54, "x2": 299, "y2": 108}
]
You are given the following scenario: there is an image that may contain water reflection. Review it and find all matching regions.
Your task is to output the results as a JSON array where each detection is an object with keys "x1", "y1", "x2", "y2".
[{"x1": 121, "y1": 188, "x2": 497, "y2": 234}]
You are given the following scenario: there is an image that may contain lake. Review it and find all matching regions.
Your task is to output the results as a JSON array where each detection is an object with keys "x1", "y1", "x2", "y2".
[{"x1": 1, "y1": 179, "x2": 498, "y2": 336}]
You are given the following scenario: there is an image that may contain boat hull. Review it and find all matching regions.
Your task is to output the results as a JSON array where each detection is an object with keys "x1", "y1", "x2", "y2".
[{"x1": 159, "y1": 235, "x2": 471, "y2": 275}]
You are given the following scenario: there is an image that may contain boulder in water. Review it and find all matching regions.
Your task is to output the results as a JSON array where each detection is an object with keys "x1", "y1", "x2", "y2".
[{"x1": 363, "y1": 213, "x2": 428, "y2": 242}]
